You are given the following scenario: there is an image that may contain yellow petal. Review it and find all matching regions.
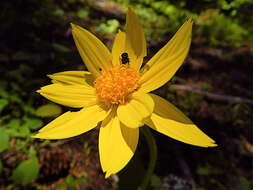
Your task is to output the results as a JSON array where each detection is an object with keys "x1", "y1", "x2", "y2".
[
  {"x1": 38, "y1": 111, "x2": 76, "y2": 133},
  {"x1": 125, "y1": 8, "x2": 146, "y2": 70},
  {"x1": 139, "y1": 20, "x2": 192, "y2": 93},
  {"x1": 33, "y1": 105, "x2": 108, "y2": 139},
  {"x1": 117, "y1": 91, "x2": 154, "y2": 128},
  {"x1": 112, "y1": 31, "x2": 126, "y2": 66},
  {"x1": 37, "y1": 83, "x2": 97, "y2": 108},
  {"x1": 71, "y1": 23, "x2": 112, "y2": 77},
  {"x1": 144, "y1": 94, "x2": 216, "y2": 147},
  {"x1": 99, "y1": 110, "x2": 139, "y2": 178},
  {"x1": 48, "y1": 71, "x2": 94, "y2": 86}
]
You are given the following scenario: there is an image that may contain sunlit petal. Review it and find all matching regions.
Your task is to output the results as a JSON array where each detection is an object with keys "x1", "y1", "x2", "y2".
[
  {"x1": 99, "y1": 109, "x2": 139, "y2": 178},
  {"x1": 34, "y1": 105, "x2": 108, "y2": 139},
  {"x1": 48, "y1": 71, "x2": 94, "y2": 86},
  {"x1": 71, "y1": 23, "x2": 112, "y2": 77},
  {"x1": 112, "y1": 31, "x2": 126, "y2": 66},
  {"x1": 117, "y1": 91, "x2": 154, "y2": 128},
  {"x1": 37, "y1": 83, "x2": 97, "y2": 108},
  {"x1": 139, "y1": 20, "x2": 192, "y2": 92},
  {"x1": 145, "y1": 94, "x2": 216, "y2": 147},
  {"x1": 125, "y1": 8, "x2": 147, "y2": 70}
]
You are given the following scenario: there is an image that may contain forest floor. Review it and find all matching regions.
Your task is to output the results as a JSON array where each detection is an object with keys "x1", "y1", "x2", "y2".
[{"x1": 1, "y1": 42, "x2": 253, "y2": 190}]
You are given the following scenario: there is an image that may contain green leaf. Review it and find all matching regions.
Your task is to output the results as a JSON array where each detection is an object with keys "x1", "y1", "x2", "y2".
[
  {"x1": 5, "y1": 119, "x2": 20, "y2": 137},
  {"x1": 18, "y1": 126, "x2": 30, "y2": 137},
  {"x1": 98, "y1": 19, "x2": 120, "y2": 34},
  {"x1": 75, "y1": 177, "x2": 86, "y2": 185},
  {"x1": 36, "y1": 104, "x2": 62, "y2": 117},
  {"x1": 12, "y1": 157, "x2": 39, "y2": 186},
  {"x1": 9, "y1": 94, "x2": 23, "y2": 104},
  {"x1": 63, "y1": 175, "x2": 86, "y2": 190},
  {"x1": 52, "y1": 43, "x2": 71, "y2": 53},
  {"x1": 24, "y1": 117, "x2": 43, "y2": 130},
  {"x1": 12, "y1": 51, "x2": 33, "y2": 61},
  {"x1": 16, "y1": 139, "x2": 30, "y2": 150},
  {"x1": 8, "y1": 119, "x2": 20, "y2": 128},
  {"x1": 28, "y1": 146, "x2": 37, "y2": 157},
  {"x1": 0, "y1": 128, "x2": 9, "y2": 153},
  {"x1": 66, "y1": 175, "x2": 76, "y2": 190},
  {"x1": 197, "y1": 167, "x2": 210, "y2": 175},
  {"x1": 54, "y1": 9, "x2": 64, "y2": 16},
  {"x1": 197, "y1": 165, "x2": 223, "y2": 176},
  {"x1": 0, "y1": 88, "x2": 9, "y2": 98},
  {"x1": 150, "y1": 175, "x2": 166, "y2": 190},
  {"x1": 77, "y1": 9, "x2": 89, "y2": 19},
  {"x1": 0, "y1": 99, "x2": 8, "y2": 112}
]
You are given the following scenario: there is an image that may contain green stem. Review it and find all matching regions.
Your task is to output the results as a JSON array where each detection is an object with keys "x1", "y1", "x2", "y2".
[{"x1": 139, "y1": 126, "x2": 157, "y2": 190}]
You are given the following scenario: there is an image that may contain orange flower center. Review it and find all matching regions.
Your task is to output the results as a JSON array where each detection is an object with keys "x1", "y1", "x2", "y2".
[{"x1": 95, "y1": 65, "x2": 140, "y2": 105}]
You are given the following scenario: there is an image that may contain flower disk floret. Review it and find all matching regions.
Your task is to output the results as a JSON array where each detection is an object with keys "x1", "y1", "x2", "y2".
[{"x1": 95, "y1": 65, "x2": 140, "y2": 105}]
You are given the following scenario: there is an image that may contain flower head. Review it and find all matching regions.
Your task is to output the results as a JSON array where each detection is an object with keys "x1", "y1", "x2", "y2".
[
  {"x1": 35, "y1": 8, "x2": 216, "y2": 178},
  {"x1": 95, "y1": 64, "x2": 140, "y2": 105}
]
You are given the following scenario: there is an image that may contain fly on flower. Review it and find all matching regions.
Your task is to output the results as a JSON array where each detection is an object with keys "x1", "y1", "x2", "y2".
[
  {"x1": 34, "y1": 8, "x2": 217, "y2": 178},
  {"x1": 121, "y1": 52, "x2": 130, "y2": 64}
]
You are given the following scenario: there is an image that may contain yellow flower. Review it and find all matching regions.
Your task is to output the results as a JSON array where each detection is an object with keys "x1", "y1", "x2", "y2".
[{"x1": 34, "y1": 8, "x2": 216, "y2": 178}]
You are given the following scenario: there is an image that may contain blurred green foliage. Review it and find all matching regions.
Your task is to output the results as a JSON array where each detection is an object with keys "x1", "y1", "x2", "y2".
[
  {"x1": 1, "y1": 0, "x2": 253, "y2": 51},
  {"x1": 0, "y1": 129, "x2": 9, "y2": 153},
  {"x1": 36, "y1": 104, "x2": 62, "y2": 117},
  {"x1": 57, "y1": 174, "x2": 86, "y2": 190},
  {"x1": 0, "y1": 84, "x2": 60, "y2": 187},
  {"x1": 12, "y1": 156, "x2": 39, "y2": 186},
  {"x1": 114, "y1": 0, "x2": 253, "y2": 48}
]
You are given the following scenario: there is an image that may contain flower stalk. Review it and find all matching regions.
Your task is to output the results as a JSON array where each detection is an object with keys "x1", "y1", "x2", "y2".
[{"x1": 139, "y1": 127, "x2": 157, "y2": 190}]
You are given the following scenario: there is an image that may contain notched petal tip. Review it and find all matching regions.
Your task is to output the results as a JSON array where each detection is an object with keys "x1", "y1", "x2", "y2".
[
  {"x1": 208, "y1": 143, "x2": 218, "y2": 147},
  {"x1": 47, "y1": 74, "x2": 53, "y2": 79},
  {"x1": 32, "y1": 133, "x2": 55, "y2": 140},
  {"x1": 32, "y1": 134, "x2": 43, "y2": 139},
  {"x1": 32, "y1": 133, "x2": 53, "y2": 140},
  {"x1": 70, "y1": 23, "x2": 79, "y2": 33},
  {"x1": 70, "y1": 22, "x2": 76, "y2": 29},
  {"x1": 31, "y1": 134, "x2": 39, "y2": 139},
  {"x1": 105, "y1": 172, "x2": 111, "y2": 179},
  {"x1": 71, "y1": 23, "x2": 84, "y2": 34},
  {"x1": 71, "y1": 23, "x2": 81, "y2": 35}
]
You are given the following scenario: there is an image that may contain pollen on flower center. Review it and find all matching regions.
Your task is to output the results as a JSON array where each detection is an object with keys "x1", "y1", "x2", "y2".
[{"x1": 94, "y1": 65, "x2": 140, "y2": 105}]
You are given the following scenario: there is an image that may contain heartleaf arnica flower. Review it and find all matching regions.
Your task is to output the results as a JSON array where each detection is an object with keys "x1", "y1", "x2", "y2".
[{"x1": 35, "y1": 8, "x2": 217, "y2": 178}]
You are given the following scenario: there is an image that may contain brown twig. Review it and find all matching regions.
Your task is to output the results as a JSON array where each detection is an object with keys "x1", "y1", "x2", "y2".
[
  {"x1": 171, "y1": 84, "x2": 253, "y2": 105},
  {"x1": 233, "y1": 85, "x2": 253, "y2": 99},
  {"x1": 86, "y1": 0, "x2": 125, "y2": 17}
]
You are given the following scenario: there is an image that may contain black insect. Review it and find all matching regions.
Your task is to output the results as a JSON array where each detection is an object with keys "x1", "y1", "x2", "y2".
[{"x1": 121, "y1": 52, "x2": 130, "y2": 64}]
